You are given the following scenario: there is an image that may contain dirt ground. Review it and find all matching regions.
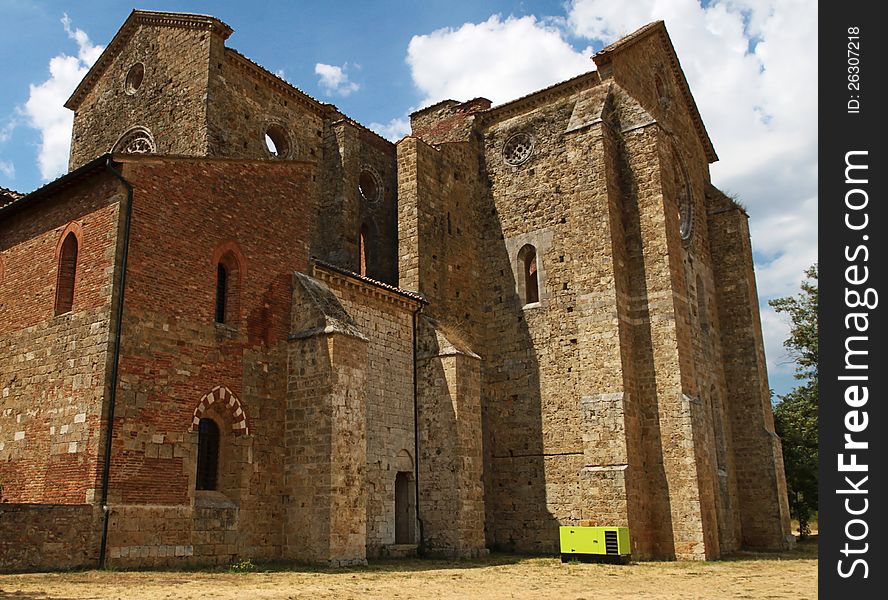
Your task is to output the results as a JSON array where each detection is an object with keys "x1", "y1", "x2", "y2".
[{"x1": 0, "y1": 540, "x2": 817, "y2": 600}]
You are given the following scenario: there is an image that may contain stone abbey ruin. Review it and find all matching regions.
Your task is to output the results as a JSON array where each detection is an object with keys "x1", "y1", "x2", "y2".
[{"x1": 0, "y1": 10, "x2": 792, "y2": 570}]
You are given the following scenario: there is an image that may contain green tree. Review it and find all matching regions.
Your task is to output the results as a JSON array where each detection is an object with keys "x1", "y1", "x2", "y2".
[{"x1": 770, "y1": 264, "x2": 818, "y2": 537}]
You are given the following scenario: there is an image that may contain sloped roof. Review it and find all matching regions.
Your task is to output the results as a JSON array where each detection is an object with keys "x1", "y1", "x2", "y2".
[
  {"x1": 476, "y1": 71, "x2": 601, "y2": 126},
  {"x1": 223, "y1": 47, "x2": 333, "y2": 117},
  {"x1": 65, "y1": 10, "x2": 234, "y2": 110},
  {"x1": 0, "y1": 155, "x2": 111, "y2": 219},
  {"x1": 0, "y1": 186, "x2": 24, "y2": 210},
  {"x1": 312, "y1": 258, "x2": 426, "y2": 304},
  {"x1": 593, "y1": 21, "x2": 718, "y2": 163}
]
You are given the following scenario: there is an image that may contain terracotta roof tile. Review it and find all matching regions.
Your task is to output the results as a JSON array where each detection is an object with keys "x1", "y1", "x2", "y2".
[{"x1": 312, "y1": 258, "x2": 426, "y2": 304}]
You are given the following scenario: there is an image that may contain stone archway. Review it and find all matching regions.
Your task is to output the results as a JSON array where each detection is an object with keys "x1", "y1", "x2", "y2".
[{"x1": 188, "y1": 386, "x2": 249, "y2": 436}]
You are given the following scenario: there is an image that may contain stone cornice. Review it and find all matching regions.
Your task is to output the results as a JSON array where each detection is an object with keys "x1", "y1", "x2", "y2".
[
  {"x1": 312, "y1": 261, "x2": 425, "y2": 311},
  {"x1": 224, "y1": 49, "x2": 333, "y2": 118},
  {"x1": 476, "y1": 72, "x2": 601, "y2": 128}
]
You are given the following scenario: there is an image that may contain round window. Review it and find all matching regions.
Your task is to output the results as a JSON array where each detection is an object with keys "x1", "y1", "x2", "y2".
[
  {"x1": 125, "y1": 63, "x2": 145, "y2": 95},
  {"x1": 359, "y1": 169, "x2": 380, "y2": 203},
  {"x1": 264, "y1": 124, "x2": 291, "y2": 158},
  {"x1": 503, "y1": 132, "x2": 534, "y2": 166}
]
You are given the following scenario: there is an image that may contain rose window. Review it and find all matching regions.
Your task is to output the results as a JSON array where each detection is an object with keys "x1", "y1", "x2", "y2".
[{"x1": 503, "y1": 132, "x2": 534, "y2": 166}]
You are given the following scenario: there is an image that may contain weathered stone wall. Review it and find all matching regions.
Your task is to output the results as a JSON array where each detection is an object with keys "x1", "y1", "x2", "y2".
[
  {"x1": 410, "y1": 98, "x2": 491, "y2": 145},
  {"x1": 207, "y1": 39, "x2": 399, "y2": 284},
  {"x1": 477, "y1": 82, "x2": 617, "y2": 553},
  {"x1": 100, "y1": 156, "x2": 314, "y2": 567},
  {"x1": 0, "y1": 173, "x2": 123, "y2": 505},
  {"x1": 314, "y1": 266, "x2": 419, "y2": 556},
  {"x1": 316, "y1": 121, "x2": 398, "y2": 284},
  {"x1": 396, "y1": 138, "x2": 484, "y2": 345},
  {"x1": 707, "y1": 184, "x2": 793, "y2": 550},
  {"x1": 285, "y1": 330, "x2": 368, "y2": 566},
  {"x1": 600, "y1": 27, "x2": 748, "y2": 558},
  {"x1": 206, "y1": 43, "x2": 327, "y2": 164},
  {"x1": 415, "y1": 318, "x2": 487, "y2": 557},
  {"x1": 69, "y1": 22, "x2": 218, "y2": 169},
  {"x1": 396, "y1": 134, "x2": 488, "y2": 557},
  {"x1": 0, "y1": 504, "x2": 102, "y2": 572}
]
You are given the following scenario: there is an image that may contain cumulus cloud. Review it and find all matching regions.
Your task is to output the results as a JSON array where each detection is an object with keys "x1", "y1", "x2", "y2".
[
  {"x1": 406, "y1": 15, "x2": 593, "y2": 108},
  {"x1": 368, "y1": 117, "x2": 411, "y2": 142},
  {"x1": 566, "y1": 0, "x2": 817, "y2": 388},
  {"x1": 22, "y1": 14, "x2": 103, "y2": 181},
  {"x1": 401, "y1": 3, "x2": 815, "y2": 391},
  {"x1": 314, "y1": 63, "x2": 361, "y2": 97}
]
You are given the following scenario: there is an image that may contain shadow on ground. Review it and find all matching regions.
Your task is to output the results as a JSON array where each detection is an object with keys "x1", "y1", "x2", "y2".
[{"x1": 719, "y1": 535, "x2": 818, "y2": 563}]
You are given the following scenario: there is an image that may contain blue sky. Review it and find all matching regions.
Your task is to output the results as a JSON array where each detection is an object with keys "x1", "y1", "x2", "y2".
[{"x1": 0, "y1": 0, "x2": 817, "y2": 397}]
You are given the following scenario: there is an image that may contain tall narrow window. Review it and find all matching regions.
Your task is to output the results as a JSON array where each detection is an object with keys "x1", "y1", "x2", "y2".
[
  {"x1": 215, "y1": 263, "x2": 228, "y2": 323},
  {"x1": 359, "y1": 224, "x2": 370, "y2": 277},
  {"x1": 196, "y1": 418, "x2": 220, "y2": 491},
  {"x1": 55, "y1": 232, "x2": 78, "y2": 314},
  {"x1": 518, "y1": 244, "x2": 539, "y2": 306},
  {"x1": 212, "y1": 247, "x2": 243, "y2": 327}
]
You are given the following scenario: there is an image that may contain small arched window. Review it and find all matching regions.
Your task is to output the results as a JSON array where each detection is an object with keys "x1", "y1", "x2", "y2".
[
  {"x1": 518, "y1": 244, "x2": 539, "y2": 306},
  {"x1": 55, "y1": 232, "x2": 78, "y2": 314},
  {"x1": 214, "y1": 251, "x2": 241, "y2": 325},
  {"x1": 196, "y1": 418, "x2": 220, "y2": 491}
]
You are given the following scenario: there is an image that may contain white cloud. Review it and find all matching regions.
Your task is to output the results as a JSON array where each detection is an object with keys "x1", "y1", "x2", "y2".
[
  {"x1": 22, "y1": 14, "x2": 103, "y2": 181},
  {"x1": 368, "y1": 117, "x2": 411, "y2": 142},
  {"x1": 566, "y1": 0, "x2": 818, "y2": 388},
  {"x1": 314, "y1": 63, "x2": 360, "y2": 97},
  {"x1": 760, "y1": 304, "x2": 793, "y2": 376},
  {"x1": 0, "y1": 120, "x2": 15, "y2": 144},
  {"x1": 0, "y1": 160, "x2": 14, "y2": 179},
  {"x1": 406, "y1": 15, "x2": 593, "y2": 108},
  {"x1": 400, "y1": 2, "x2": 815, "y2": 392}
]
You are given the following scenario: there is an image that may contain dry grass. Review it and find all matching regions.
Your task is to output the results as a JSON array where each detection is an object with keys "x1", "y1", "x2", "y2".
[{"x1": 0, "y1": 539, "x2": 817, "y2": 600}]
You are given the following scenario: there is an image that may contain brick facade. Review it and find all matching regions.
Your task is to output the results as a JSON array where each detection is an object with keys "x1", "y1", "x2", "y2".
[{"x1": 0, "y1": 11, "x2": 790, "y2": 571}]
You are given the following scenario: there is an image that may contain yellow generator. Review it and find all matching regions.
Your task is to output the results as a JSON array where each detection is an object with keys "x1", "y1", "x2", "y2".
[{"x1": 559, "y1": 526, "x2": 631, "y2": 564}]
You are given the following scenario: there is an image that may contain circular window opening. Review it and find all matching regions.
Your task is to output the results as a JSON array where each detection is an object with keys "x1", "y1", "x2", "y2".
[
  {"x1": 503, "y1": 132, "x2": 534, "y2": 166},
  {"x1": 264, "y1": 125, "x2": 291, "y2": 158},
  {"x1": 359, "y1": 170, "x2": 379, "y2": 203},
  {"x1": 125, "y1": 63, "x2": 145, "y2": 95}
]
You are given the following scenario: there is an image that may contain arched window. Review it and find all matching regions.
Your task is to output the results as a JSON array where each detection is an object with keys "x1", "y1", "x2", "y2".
[
  {"x1": 359, "y1": 223, "x2": 370, "y2": 277},
  {"x1": 112, "y1": 126, "x2": 156, "y2": 154},
  {"x1": 518, "y1": 244, "x2": 539, "y2": 306},
  {"x1": 196, "y1": 418, "x2": 220, "y2": 491},
  {"x1": 214, "y1": 250, "x2": 241, "y2": 325},
  {"x1": 55, "y1": 232, "x2": 78, "y2": 314}
]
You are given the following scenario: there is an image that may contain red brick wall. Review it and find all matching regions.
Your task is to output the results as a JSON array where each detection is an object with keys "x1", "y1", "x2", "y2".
[
  {"x1": 0, "y1": 172, "x2": 123, "y2": 504},
  {"x1": 100, "y1": 156, "x2": 314, "y2": 563}
]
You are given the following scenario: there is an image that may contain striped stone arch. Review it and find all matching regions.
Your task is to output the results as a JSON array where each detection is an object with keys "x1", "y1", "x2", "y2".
[{"x1": 189, "y1": 386, "x2": 250, "y2": 436}]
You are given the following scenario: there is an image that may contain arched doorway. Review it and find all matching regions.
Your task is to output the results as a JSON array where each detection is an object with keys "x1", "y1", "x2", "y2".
[{"x1": 394, "y1": 472, "x2": 414, "y2": 544}]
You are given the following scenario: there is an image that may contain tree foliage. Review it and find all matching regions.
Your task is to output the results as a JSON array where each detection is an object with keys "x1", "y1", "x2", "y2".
[{"x1": 770, "y1": 264, "x2": 818, "y2": 537}]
